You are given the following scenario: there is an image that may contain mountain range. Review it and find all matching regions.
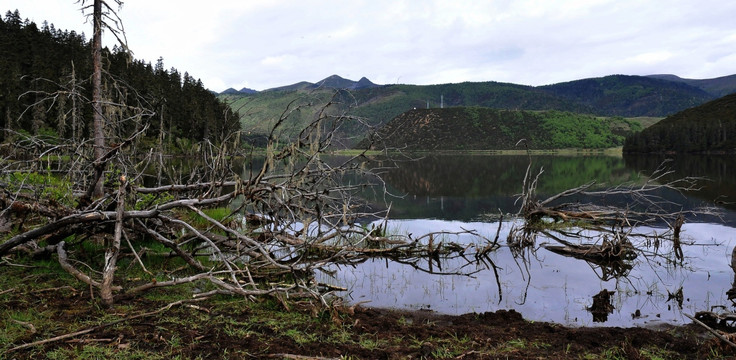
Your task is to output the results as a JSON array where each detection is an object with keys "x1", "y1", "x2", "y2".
[
  {"x1": 218, "y1": 73, "x2": 736, "y2": 147},
  {"x1": 220, "y1": 73, "x2": 736, "y2": 101},
  {"x1": 221, "y1": 75, "x2": 379, "y2": 94}
]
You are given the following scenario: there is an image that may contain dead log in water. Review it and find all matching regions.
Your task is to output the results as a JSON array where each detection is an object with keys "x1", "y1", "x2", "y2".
[{"x1": 543, "y1": 240, "x2": 637, "y2": 264}]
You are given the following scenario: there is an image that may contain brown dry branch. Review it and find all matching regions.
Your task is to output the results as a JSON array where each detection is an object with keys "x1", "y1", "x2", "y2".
[{"x1": 0, "y1": 287, "x2": 16, "y2": 296}]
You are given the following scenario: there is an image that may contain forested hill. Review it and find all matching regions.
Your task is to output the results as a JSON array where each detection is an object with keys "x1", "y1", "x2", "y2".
[
  {"x1": 538, "y1": 75, "x2": 714, "y2": 117},
  {"x1": 0, "y1": 10, "x2": 239, "y2": 145},
  {"x1": 623, "y1": 93, "x2": 736, "y2": 153},
  {"x1": 358, "y1": 107, "x2": 642, "y2": 150},
  {"x1": 647, "y1": 74, "x2": 736, "y2": 98}
]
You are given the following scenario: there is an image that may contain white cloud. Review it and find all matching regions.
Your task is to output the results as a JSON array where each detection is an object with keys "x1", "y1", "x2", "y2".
[
  {"x1": 3, "y1": 0, "x2": 736, "y2": 91},
  {"x1": 627, "y1": 52, "x2": 674, "y2": 66},
  {"x1": 260, "y1": 54, "x2": 299, "y2": 67}
]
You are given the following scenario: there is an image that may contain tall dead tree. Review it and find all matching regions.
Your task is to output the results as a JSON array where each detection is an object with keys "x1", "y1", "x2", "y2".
[
  {"x1": 78, "y1": 0, "x2": 126, "y2": 199},
  {"x1": 90, "y1": 0, "x2": 104, "y2": 199}
]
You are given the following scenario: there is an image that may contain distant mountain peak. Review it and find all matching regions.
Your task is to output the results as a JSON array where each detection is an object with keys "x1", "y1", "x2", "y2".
[
  {"x1": 355, "y1": 77, "x2": 377, "y2": 89},
  {"x1": 647, "y1": 74, "x2": 684, "y2": 81},
  {"x1": 220, "y1": 88, "x2": 241, "y2": 95},
  {"x1": 646, "y1": 73, "x2": 736, "y2": 97},
  {"x1": 315, "y1": 74, "x2": 352, "y2": 88},
  {"x1": 220, "y1": 87, "x2": 258, "y2": 95},
  {"x1": 263, "y1": 75, "x2": 380, "y2": 92}
]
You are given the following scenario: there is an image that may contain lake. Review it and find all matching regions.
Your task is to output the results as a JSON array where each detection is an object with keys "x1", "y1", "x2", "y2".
[{"x1": 318, "y1": 153, "x2": 736, "y2": 327}]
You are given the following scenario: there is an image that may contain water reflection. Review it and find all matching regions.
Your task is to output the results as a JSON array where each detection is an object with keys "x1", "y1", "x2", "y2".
[
  {"x1": 324, "y1": 154, "x2": 736, "y2": 327},
  {"x1": 625, "y1": 154, "x2": 736, "y2": 214},
  {"x1": 365, "y1": 154, "x2": 733, "y2": 225},
  {"x1": 319, "y1": 220, "x2": 736, "y2": 327}
]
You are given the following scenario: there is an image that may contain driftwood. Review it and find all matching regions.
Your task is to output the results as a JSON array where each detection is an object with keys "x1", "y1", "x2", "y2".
[
  {"x1": 694, "y1": 311, "x2": 736, "y2": 332},
  {"x1": 544, "y1": 240, "x2": 636, "y2": 264},
  {"x1": 514, "y1": 147, "x2": 715, "y2": 230}
]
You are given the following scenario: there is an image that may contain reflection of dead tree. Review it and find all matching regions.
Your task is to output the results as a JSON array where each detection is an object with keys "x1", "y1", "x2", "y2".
[{"x1": 589, "y1": 289, "x2": 615, "y2": 322}]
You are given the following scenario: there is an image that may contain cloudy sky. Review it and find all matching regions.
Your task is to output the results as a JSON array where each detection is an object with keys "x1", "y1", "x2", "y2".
[{"x1": 4, "y1": 0, "x2": 736, "y2": 92}]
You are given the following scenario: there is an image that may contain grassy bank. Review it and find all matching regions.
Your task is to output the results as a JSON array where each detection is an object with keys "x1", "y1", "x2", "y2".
[{"x1": 0, "y1": 252, "x2": 715, "y2": 359}]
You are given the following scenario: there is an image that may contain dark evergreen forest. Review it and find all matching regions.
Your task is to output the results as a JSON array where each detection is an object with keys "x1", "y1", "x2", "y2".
[
  {"x1": 623, "y1": 93, "x2": 736, "y2": 153},
  {"x1": 0, "y1": 10, "x2": 239, "y2": 147}
]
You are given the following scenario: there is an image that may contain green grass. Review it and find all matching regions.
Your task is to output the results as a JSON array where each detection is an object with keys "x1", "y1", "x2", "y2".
[
  {"x1": 357, "y1": 334, "x2": 386, "y2": 350},
  {"x1": 493, "y1": 338, "x2": 551, "y2": 355},
  {"x1": 186, "y1": 207, "x2": 234, "y2": 228},
  {"x1": 284, "y1": 328, "x2": 318, "y2": 345},
  {"x1": 3, "y1": 171, "x2": 76, "y2": 206}
]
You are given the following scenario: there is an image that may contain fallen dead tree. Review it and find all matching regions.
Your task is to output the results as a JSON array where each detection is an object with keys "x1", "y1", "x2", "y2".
[
  {"x1": 508, "y1": 141, "x2": 721, "y2": 282},
  {"x1": 0, "y1": 83, "x2": 503, "y2": 311}
]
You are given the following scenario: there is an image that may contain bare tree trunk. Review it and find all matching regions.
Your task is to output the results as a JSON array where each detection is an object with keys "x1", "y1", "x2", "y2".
[
  {"x1": 91, "y1": 0, "x2": 105, "y2": 198},
  {"x1": 157, "y1": 103, "x2": 164, "y2": 187},
  {"x1": 101, "y1": 175, "x2": 126, "y2": 306}
]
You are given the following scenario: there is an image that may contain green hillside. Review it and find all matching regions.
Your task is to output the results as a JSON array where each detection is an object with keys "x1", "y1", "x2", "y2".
[
  {"x1": 222, "y1": 74, "x2": 719, "y2": 147},
  {"x1": 349, "y1": 81, "x2": 590, "y2": 122},
  {"x1": 222, "y1": 89, "x2": 335, "y2": 135},
  {"x1": 623, "y1": 93, "x2": 736, "y2": 153},
  {"x1": 358, "y1": 107, "x2": 643, "y2": 150},
  {"x1": 223, "y1": 81, "x2": 592, "y2": 146}
]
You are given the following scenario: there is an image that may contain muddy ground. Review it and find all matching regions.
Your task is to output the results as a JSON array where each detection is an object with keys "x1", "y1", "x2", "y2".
[{"x1": 2, "y1": 279, "x2": 730, "y2": 360}]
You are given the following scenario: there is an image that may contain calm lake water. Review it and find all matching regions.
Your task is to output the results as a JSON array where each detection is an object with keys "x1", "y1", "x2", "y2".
[{"x1": 318, "y1": 153, "x2": 736, "y2": 327}]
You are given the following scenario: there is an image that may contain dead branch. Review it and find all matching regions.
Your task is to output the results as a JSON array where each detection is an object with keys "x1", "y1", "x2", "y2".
[
  {"x1": 686, "y1": 313, "x2": 736, "y2": 350},
  {"x1": 0, "y1": 193, "x2": 237, "y2": 257},
  {"x1": 0, "y1": 79, "x2": 501, "y2": 313},
  {"x1": 10, "y1": 319, "x2": 36, "y2": 334},
  {"x1": 118, "y1": 273, "x2": 212, "y2": 299},
  {"x1": 57, "y1": 241, "x2": 107, "y2": 290},
  {"x1": 133, "y1": 219, "x2": 206, "y2": 271},
  {"x1": 0, "y1": 288, "x2": 16, "y2": 296}
]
